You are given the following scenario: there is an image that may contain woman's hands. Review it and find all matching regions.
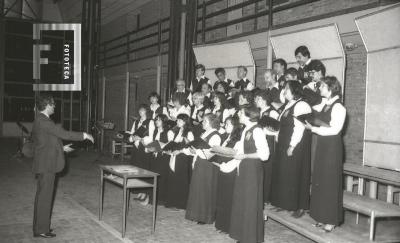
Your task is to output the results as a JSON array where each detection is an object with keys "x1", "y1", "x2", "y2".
[{"x1": 233, "y1": 154, "x2": 247, "y2": 160}]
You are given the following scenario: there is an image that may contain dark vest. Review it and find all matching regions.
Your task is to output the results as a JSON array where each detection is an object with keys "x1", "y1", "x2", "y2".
[
  {"x1": 133, "y1": 119, "x2": 151, "y2": 138},
  {"x1": 317, "y1": 99, "x2": 342, "y2": 134},
  {"x1": 190, "y1": 105, "x2": 206, "y2": 123},
  {"x1": 150, "y1": 105, "x2": 163, "y2": 119},
  {"x1": 243, "y1": 125, "x2": 259, "y2": 154},
  {"x1": 153, "y1": 128, "x2": 169, "y2": 143},
  {"x1": 192, "y1": 77, "x2": 209, "y2": 92},
  {"x1": 235, "y1": 78, "x2": 251, "y2": 90},
  {"x1": 203, "y1": 130, "x2": 221, "y2": 146}
]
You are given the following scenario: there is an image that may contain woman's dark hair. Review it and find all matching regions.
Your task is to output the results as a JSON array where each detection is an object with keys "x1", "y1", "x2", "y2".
[
  {"x1": 203, "y1": 113, "x2": 220, "y2": 130},
  {"x1": 148, "y1": 92, "x2": 161, "y2": 104},
  {"x1": 214, "y1": 82, "x2": 226, "y2": 93},
  {"x1": 285, "y1": 67, "x2": 298, "y2": 79},
  {"x1": 306, "y1": 59, "x2": 326, "y2": 76},
  {"x1": 321, "y1": 76, "x2": 342, "y2": 98},
  {"x1": 242, "y1": 105, "x2": 260, "y2": 122},
  {"x1": 254, "y1": 90, "x2": 271, "y2": 105},
  {"x1": 286, "y1": 80, "x2": 303, "y2": 100},
  {"x1": 36, "y1": 93, "x2": 54, "y2": 111},
  {"x1": 237, "y1": 90, "x2": 254, "y2": 106},
  {"x1": 294, "y1": 45, "x2": 310, "y2": 58},
  {"x1": 176, "y1": 113, "x2": 192, "y2": 137},
  {"x1": 155, "y1": 114, "x2": 169, "y2": 130},
  {"x1": 213, "y1": 91, "x2": 227, "y2": 109},
  {"x1": 225, "y1": 116, "x2": 242, "y2": 143},
  {"x1": 214, "y1": 67, "x2": 226, "y2": 76}
]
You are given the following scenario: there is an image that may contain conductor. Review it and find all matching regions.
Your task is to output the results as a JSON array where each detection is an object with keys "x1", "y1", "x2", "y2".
[{"x1": 32, "y1": 93, "x2": 94, "y2": 238}]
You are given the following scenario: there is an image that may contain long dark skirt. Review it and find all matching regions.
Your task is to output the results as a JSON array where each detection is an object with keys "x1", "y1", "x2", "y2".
[
  {"x1": 310, "y1": 135, "x2": 343, "y2": 225},
  {"x1": 131, "y1": 144, "x2": 151, "y2": 170},
  {"x1": 270, "y1": 132, "x2": 311, "y2": 211},
  {"x1": 215, "y1": 168, "x2": 236, "y2": 233},
  {"x1": 165, "y1": 153, "x2": 193, "y2": 209},
  {"x1": 264, "y1": 135, "x2": 275, "y2": 203},
  {"x1": 185, "y1": 158, "x2": 219, "y2": 223},
  {"x1": 229, "y1": 159, "x2": 264, "y2": 243},
  {"x1": 149, "y1": 152, "x2": 170, "y2": 204}
]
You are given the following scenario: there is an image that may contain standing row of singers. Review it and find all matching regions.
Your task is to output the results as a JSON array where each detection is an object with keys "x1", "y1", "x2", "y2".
[{"x1": 120, "y1": 45, "x2": 346, "y2": 243}]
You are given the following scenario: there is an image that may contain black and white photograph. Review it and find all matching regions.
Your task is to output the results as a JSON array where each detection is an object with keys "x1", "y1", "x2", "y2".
[{"x1": 0, "y1": 0, "x2": 399, "y2": 242}]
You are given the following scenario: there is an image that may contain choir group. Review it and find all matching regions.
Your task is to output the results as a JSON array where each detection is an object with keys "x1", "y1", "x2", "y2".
[{"x1": 119, "y1": 45, "x2": 347, "y2": 243}]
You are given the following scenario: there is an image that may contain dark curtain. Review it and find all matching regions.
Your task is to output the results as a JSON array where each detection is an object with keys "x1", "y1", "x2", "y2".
[
  {"x1": 184, "y1": 0, "x2": 198, "y2": 87},
  {"x1": 167, "y1": 0, "x2": 182, "y2": 96}
]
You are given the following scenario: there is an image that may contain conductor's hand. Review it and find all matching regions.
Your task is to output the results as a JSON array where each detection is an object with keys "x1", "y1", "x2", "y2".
[
  {"x1": 83, "y1": 132, "x2": 95, "y2": 143},
  {"x1": 63, "y1": 144, "x2": 74, "y2": 153}
]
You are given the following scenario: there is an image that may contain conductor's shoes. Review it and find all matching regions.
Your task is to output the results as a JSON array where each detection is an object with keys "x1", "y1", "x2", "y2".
[{"x1": 34, "y1": 232, "x2": 56, "y2": 238}]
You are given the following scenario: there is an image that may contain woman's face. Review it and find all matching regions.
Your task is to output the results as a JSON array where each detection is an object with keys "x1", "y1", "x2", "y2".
[
  {"x1": 319, "y1": 81, "x2": 331, "y2": 98},
  {"x1": 155, "y1": 118, "x2": 163, "y2": 128},
  {"x1": 150, "y1": 96, "x2": 158, "y2": 105},
  {"x1": 254, "y1": 96, "x2": 263, "y2": 108},
  {"x1": 216, "y1": 84, "x2": 225, "y2": 93},
  {"x1": 177, "y1": 119, "x2": 185, "y2": 128},
  {"x1": 283, "y1": 84, "x2": 293, "y2": 101},
  {"x1": 213, "y1": 96, "x2": 221, "y2": 106},
  {"x1": 173, "y1": 100, "x2": 181, "y2": 108},
  {"x1": 193, "y1": 96, "x2": 202, "y2": 106},
  {"x1": 139, "y1": 108, "x2": 147, "y2": 118},
  {"x1": 202, "y1": 117, "x2": 209, "y2": 130},
  {"x1": 225, "y1": 120, "x2": 234, "y2": 134},
  {"x1": 238, "y1": 95, "x2": 248, "y2": 106},
  {"x1": 238, "y1": 109, "x2": 246, "y2": 124}
]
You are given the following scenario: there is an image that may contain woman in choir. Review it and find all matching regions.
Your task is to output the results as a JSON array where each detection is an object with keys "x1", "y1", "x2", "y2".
[
  {"x1": 254, "y1": 90, "x2": 279, "y2": 204},
  {"x1": 305, "y1": 76, "x2": 346, "y2": 232},
  {"x1": 190, "y1": 92, "x2": 207, "y2": 137},
  {"x1": 270, "y1": 81, "x2": 312, "y2": 218},
  {"x1": 229, "y1": 105, "x2": 270, "y2": 243},
  {"x1": 213, "y1": 116, "x2": 243, "y2": 233},
  {"x1": 148, "y1": 92, "x2": 167, "y2": 120},
  {"x1": 210, "y1": 92, "x2": 233, "y2": 125},
  {"x1": 129, "y1": 104, "x2": 155, "y2": 169},
  {"x1": 185, "y1": 114, "x2": 221, "y2": 224},
  {"x1": 148, "y1": 114, "x2": 171, "y2": 204},
  {"x1": 164, "y1": 114, "x2": 194, "y2": 209},
  {"x1": 129, "y1": 104, "x2": 155, "y2": 203},
  {"x1": 167, "y1": 93, "x2": 191, "y2": 122}
]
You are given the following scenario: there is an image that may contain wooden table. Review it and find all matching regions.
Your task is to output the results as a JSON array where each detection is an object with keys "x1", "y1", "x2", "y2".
[{"x1": 99, "y1": 165, "x2": 159, "y2": 238}]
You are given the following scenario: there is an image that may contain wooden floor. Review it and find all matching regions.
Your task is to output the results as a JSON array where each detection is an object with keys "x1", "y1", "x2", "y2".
[{"x1": 265, "y1": 204, "x2": 400, "y2": 243}]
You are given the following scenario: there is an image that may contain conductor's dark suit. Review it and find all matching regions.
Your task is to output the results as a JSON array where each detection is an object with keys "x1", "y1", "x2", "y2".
[{"x1": 32, "y1": 112, "x2": 84, "y2": 234}]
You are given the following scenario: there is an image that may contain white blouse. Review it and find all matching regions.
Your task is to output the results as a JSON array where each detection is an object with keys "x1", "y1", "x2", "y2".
[
  {"x1": 169, "y1": 105, "x2": 191, "y2": 120},
  {"x1": 278, "y1": 99, "x2": 312, "y2": 148},
  {"x1": 311, "y1": 95, "x2": 346, "y2": 136}
]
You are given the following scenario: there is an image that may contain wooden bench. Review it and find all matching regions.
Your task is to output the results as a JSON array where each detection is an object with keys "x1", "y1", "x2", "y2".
[
  {"x1": 343, "y1": 163, "x2": 400, "y2": 241},
  {"x1": 343, "y1": 191, "x2": 400, "y2": 241}
]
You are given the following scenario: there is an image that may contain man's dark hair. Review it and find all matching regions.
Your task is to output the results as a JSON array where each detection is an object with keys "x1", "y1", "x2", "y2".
[
  {"x1": 214, "y1": 67, "x2": 226, "y2": 76},
  {"x1": 195, "y1": 64, "x2": 205, "y2": 72},
  {"x1": 306, "y1": 59, "x2": 326, "y2": 76},
  {"x1": 294, "y1": 45, "x2": 311, "y2": 58},
  {"x1": 36, "y1": 93, "x2": 54, "y2": 112},
  {"x1": 273, "y1": 58, "x2": 287, "y2": 71}
]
